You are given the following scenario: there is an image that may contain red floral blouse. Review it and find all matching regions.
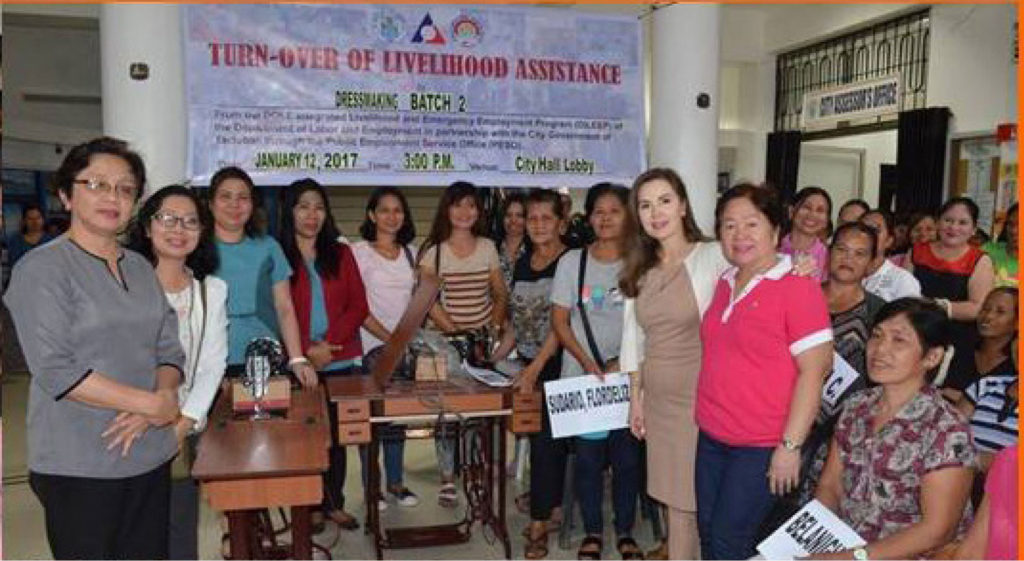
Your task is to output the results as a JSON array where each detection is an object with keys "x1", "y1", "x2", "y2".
[{"x1": 834, "y1": 385, "x2": 977, "y2": 544}]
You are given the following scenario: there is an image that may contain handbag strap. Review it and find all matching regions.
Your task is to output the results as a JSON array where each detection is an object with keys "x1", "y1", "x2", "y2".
[
  {"x1": 576, "y1": 248, "x2": 605, "y2": 370},
  {"x1": 185, "y1": 277, "x2": 209, "y2": 395},
  {"x1": 402, "y1": 245, "x2": 415, "y2": 269}
]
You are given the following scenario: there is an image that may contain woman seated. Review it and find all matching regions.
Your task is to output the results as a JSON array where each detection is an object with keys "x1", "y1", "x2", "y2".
[
  {"x1": 810, "y1": 298, "x2": 978, "y2": 560},
  {"x1": 953, "y1": 287, "x2": 1018, "y2": 472}
]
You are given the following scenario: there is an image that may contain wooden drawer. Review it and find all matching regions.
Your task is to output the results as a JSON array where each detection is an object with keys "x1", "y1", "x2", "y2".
[
  {"x1": 337, "y1": 422, "x2": 371, "y2": 444},
  {"x1": 335, "y1": 400, "x2": 370, "y2": 422},
  {"x1": 510, "y1": 411, "x2": 541, "y2": 434},
  {"x1": 512, "y1": 391, "x2": 542, "y2": 412},
  {"x1": 382, "y1": 393, "x2": 504, "y2": 416}
]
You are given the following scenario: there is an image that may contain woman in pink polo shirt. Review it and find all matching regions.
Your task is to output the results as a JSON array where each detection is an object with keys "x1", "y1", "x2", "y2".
[{"x1": 695, "y1": 183, "x2": 834, "y2": 560}]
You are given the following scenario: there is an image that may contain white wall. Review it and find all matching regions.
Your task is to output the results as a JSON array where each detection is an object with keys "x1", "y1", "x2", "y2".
[
  {"x1": 928, "y1": 4, "x2": 1017, "y2": 134},
  {"x1": 2, "y1": 8, "x2": 103, "y2": 170}
]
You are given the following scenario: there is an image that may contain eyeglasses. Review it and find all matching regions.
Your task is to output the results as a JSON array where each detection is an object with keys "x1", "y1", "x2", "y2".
[
  {"x1": 152, "y1": 211, "x2": 202, "y2": 231},
  {"x1": 73, "y1": 178, "x2": 139, "y2": 200}
]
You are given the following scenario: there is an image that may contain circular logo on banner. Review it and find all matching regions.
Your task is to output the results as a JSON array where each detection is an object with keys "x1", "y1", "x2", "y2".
[
  {"x1": 369, "y1": 7, "x2": 406, "y2": 43},
  {"x1": 451, "y1": 15, "x2": 483, "y2": 48}
]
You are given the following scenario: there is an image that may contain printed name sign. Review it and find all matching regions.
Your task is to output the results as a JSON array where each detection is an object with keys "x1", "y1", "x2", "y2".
[
  {"x1": 544, "y1": 373, "x2": 632, "y2": 439},
  {"x1": 820, "y1": 353, "x2": 860, "y2": 418},
  {"x1": 757, "y1": 500, "x2": 866, "y2": 560}
]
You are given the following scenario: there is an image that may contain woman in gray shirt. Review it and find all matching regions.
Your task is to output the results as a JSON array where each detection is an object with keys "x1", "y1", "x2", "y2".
[{"x1": 4, "y1": 137, "x2": 184, "y2": 560}]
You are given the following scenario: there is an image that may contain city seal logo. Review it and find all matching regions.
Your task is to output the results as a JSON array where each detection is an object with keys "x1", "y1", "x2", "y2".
[
  {"x1": 451, "y1": 15, "x2": 483, "y2": 48},
  {"x1": 369, "y1": 7, "x2": 406, "y2": 43}
]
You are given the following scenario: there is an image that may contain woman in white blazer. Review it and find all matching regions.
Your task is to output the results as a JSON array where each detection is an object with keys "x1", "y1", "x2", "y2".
[
  {"x1": 618, "y1": 168, "x2": 729, "y2": 559},
  {"x1": 619, "y1": 171, "x2": 813, "y2": 558},
  {"x1": 126, "y1": 184, "x2": 229, "y2": 560}
]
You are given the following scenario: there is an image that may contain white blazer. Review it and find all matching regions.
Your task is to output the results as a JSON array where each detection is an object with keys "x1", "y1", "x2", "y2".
[
  {"x1": 620, "y1": 241, "x2": 730, "y2": 374},
  {"x1": 177, "y1": 275, "x2": 229, "y2": 432}
]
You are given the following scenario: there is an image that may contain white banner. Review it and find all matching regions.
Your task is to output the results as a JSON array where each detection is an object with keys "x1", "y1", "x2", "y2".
[
  {"x1": 544, "y1": 373, "x2": 631, "y2": 439},
  {"x1": 757, "y1": 500, "x2": 866, "y2": 560},
  {"x1": 801, "y1": 74, "x2": 901, "y2": 130},
  {"x1": 183, "y1": 5, "x2": 645, "y2": 187}
]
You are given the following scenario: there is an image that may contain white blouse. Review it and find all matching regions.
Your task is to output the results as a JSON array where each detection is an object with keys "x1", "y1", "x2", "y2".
[
  {"x1": 166, "y1": 274, "x2": 229, "y2": 432},
  {"x1": 620, "y1": 241, "x2": 729, "y2": 373}
]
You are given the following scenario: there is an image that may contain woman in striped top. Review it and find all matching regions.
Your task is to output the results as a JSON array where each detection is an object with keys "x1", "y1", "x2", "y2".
[
  {"x1": 417, "y1": 181, "x2": 508, "y2": 507},
  {"x1": 955, "y1": 287, "x2": 1018, "y2": 471},
  {"x1": 418, "y1": 181, "x2": 508, "y2": 333}
]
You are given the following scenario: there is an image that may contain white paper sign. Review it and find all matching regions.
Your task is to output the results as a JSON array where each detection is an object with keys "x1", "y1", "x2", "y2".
[
  {"x1": 820, "y1": 353, "x2": 860, "y2": 417},
  {"x1": 544, "y1": 373, "x2": 631, "y2": 439},
  {"x1": 757, "y1": 500, "x2": 866, "y2": 561}
]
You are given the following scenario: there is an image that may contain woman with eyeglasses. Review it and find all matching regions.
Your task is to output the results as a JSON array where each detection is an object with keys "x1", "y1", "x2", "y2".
[
  {"x1": 5, "y1": 137, "x2": 184, "y2": 559},
  {"x1": 125, "y1": 185, "x2": 228, "y2": 560},
  {"x1": 206, "y1": 166, "x2": 317, "y2": 387}
]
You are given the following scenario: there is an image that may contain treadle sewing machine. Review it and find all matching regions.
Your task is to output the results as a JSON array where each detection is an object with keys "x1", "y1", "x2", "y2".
[{"x1": 325, "y1": 273, "x2": 541, "y2": 560}]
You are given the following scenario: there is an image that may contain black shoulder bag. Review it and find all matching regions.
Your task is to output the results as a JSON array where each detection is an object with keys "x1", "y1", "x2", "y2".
[{"x1": 576, "y1": 248, "x2": 606, "y2": 370}]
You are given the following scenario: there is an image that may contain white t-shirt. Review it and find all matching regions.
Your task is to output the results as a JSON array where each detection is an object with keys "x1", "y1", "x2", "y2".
[
  {"x1": 862, "y1": 258, "x2": 921, "y2": 302},
  {"x1": 351, "y1": 241, "x2": 417, "y2": 352}
]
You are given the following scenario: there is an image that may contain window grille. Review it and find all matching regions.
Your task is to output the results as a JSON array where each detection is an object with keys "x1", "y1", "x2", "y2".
[{"x1": 773, "y1": 9, "x2": 930, "y2": 133}]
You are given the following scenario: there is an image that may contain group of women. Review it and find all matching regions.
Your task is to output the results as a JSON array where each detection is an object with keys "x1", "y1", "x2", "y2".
[{"x1": 4, "y1": 136, "x2": 1017, "y2": 561}]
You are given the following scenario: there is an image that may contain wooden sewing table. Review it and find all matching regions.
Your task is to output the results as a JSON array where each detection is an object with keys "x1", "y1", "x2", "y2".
[
  {"x1": 193, "y1": 385, "x2": 330, "y2": 560},
  {"x1": 326, "y1": 374, "x2": 529, "y2": 560}
]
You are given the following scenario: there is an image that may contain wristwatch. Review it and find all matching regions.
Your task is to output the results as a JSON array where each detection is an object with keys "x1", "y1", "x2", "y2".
[
  {"x1": 852, "y1": 547, "x2": 869, "y2": 560},
  {"x1": 781, "y1": 437, "x2": 802, "y2": 451}
]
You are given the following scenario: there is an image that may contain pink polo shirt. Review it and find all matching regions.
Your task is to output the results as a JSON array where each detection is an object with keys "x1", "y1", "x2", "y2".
[{"x1": 696, "y1": 256, "x2": 832, "y2": 447}]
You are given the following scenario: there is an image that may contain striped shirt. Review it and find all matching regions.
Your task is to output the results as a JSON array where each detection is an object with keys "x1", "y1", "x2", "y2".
[
  {"x1": 421, "y1": 238, "x2": 500, "y2": 330},
  {"x1": 964, "y1": 373, "x2": 1019, "y2": 453}
]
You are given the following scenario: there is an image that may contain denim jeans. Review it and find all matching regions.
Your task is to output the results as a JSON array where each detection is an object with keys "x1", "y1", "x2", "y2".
[
  {"x1": 359, "y1": 424, "x2": 407, "y2": 488},
  {"x1": 575, "y1": 428, "x2": 642, "y2": 536},
  {"x1": 695, "y1": 431, "x2": 777, "y2": 560}
]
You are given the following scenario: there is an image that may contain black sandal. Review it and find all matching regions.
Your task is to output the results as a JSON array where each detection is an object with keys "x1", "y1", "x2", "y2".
[
  {"x1": 578, "y1": 535, "x2": 602, "y2": 560},
  {"x1": 617, "y1": 537, "x2": 644, "y2": 560}
]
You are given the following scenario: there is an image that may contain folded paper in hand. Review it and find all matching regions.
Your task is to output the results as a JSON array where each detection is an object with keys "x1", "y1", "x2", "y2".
[{"x1": 757, "y1": 500, "x2": 865, "y2": 560}]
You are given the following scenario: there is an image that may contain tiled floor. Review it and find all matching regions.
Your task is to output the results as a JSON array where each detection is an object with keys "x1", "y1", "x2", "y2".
[{"x1": 2, "y1": 371, "x2": 663, "y2": 560}]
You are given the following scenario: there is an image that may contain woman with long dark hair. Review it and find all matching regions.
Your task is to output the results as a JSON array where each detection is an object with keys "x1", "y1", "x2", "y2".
[
  {"x1": 495, "y1": 192, "x2": 528, "y2": 289},
  {"x1": 619, "y1": 168, "x2": 730, "y2": 559},
  {"x1": 417, "y1": 181, "x2": 507, "y2": 507},
  {"x1": 278, "y1": 178, "x2": 368, "y2": 530},
  {"x1": 352, "y1": 186, "x2": 420, "y2": 508},
  {"x1": 780, "y1": 186, "x2": 832, "y2": 282},
  {"x1": 124, "y1": 185, "x2": 228, "y2": 559}
]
